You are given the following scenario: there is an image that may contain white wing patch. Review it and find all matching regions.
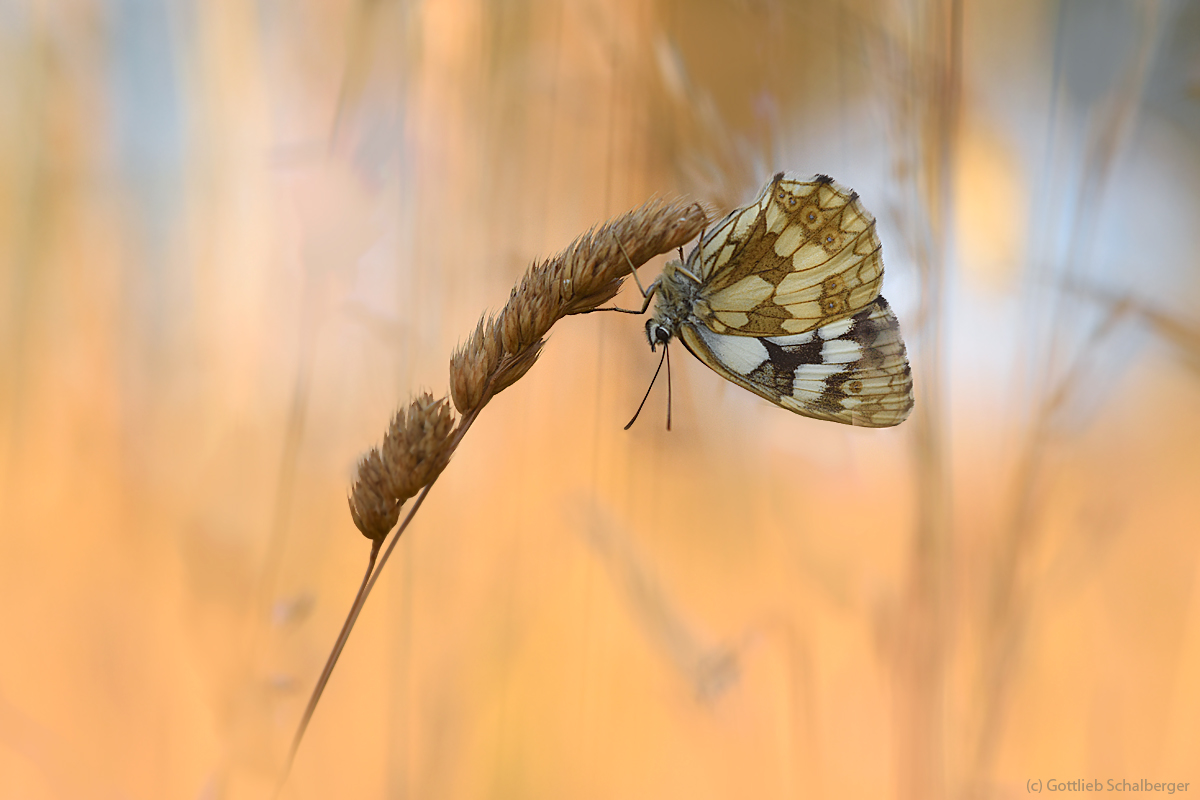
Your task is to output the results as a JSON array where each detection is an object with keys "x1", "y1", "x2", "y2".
[
  {"x1": 764, "y1": 331, "x2": 816, "y2": 346},
  {"x1": 820, "y1": 337, "x2": 862, "y2": 364},
  {"x1": 795, "y1": 362, "x2": 845, "y2": 383},
  {"x1": 816, "y1": 316, "x2": 854, "y2": 339},
  {"x1": 794, "y1": 364, "x2": 846, "y2": 398},
  {"x1": 691, "y1": 327, "x2": 769, "y2": 374}
]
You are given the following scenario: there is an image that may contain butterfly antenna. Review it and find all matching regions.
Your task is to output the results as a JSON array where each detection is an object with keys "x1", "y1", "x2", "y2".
[
  {"x1": 665, "y1": 342, "x2": 673, "y2": 431},
  {"x1": 624, "y1": 346, "x2": 668, "y2": 430}
]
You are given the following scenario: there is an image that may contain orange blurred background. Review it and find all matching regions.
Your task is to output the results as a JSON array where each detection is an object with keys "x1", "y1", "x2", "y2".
[{"x1": 2, "y1": 1, "x2": 1199, "y2": 798}]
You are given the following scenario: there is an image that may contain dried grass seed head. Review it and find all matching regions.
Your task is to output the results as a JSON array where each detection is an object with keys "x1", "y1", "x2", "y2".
[
  {"x1": 349, "y1": 394, "x2": 457, "y2": 542},
  {"x1": 559, "y1": 198, "x2": 708, "y2": 316},
  {"x1": 381, "y1": 393, "x2": 456, "y2": 500},
  {"x1": 348, "y1": 448, "x2": 400, "y2": 541},
  {"x1": 450, "y1": 197, "x2": 708, "y2": 414},
  {"x1": 491, "y1": 339, "x2": 545, "y2": 396},
  {"x1": 450, "y1": 318, "x2": 502, "y2": 415}
]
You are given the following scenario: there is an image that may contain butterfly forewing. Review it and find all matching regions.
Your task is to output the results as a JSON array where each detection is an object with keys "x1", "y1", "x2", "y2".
[{"x1": 688, "y1": 175, "x2": 885, "y2": 337}]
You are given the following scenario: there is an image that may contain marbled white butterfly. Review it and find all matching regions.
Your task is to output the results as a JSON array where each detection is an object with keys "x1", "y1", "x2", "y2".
[{"x1": 637, "y1": 172, "x2": 913, "y2": 428}]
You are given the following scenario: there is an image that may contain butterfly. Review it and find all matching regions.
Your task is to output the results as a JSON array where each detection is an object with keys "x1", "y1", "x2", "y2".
[{"x1": 634, "y1": 172, "x2": 913, "y2": 428}]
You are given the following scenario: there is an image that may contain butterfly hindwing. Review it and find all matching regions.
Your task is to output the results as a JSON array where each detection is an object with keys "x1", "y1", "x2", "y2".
[{"x1": 677, "y1": 296, "x2": 913, "y2": 428}]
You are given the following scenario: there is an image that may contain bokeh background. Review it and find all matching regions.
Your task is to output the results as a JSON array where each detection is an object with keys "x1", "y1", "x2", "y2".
[{"x1": 2, "y1": 0, "x2": 1199, "y2": 798}]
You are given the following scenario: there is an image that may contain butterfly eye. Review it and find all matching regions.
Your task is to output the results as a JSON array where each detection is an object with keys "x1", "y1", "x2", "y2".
[
  {"x1": 823, "y1": 298, "x2": 845, "y2": 313},
  {"x1": 845, "y1": 379, "x2": 864, "y2": 395},
  {"x1": 646, "y1": 321, "x2": 672, "y2": 349},
  {"x1": 823, "y1": 276, "x2": 845, "y2": 293}
]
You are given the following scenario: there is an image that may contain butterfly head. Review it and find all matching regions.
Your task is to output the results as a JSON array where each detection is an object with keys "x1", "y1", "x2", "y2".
[{"x1": 645, "y1": 318, "x2": 673, "y2": 352}]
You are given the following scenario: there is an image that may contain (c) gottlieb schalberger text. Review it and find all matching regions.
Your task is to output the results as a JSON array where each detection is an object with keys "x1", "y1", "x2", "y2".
[{"x1": 1028, "y1": 778, "x2": 1190, "y2": 794}]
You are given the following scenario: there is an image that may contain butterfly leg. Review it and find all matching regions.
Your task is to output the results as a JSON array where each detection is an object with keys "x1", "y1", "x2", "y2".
[
  {"x1": 607, "y1": 232, "x2": 660, "y2": 300},
  {"x1": 578, "y1": 277, "x2": 661, "y2": 315}
]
